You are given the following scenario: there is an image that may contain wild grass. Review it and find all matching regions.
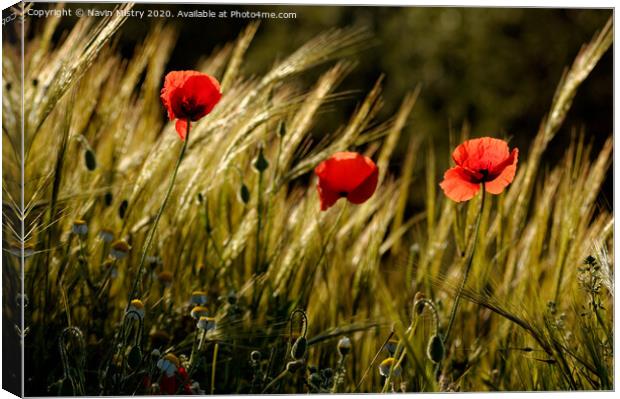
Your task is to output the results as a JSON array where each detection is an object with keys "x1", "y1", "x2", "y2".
[{"x1": 1, "y1": 5, "x2": 613, "y2": 394}]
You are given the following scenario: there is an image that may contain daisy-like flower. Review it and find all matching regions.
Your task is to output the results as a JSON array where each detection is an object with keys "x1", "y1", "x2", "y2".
[
  {"x1": 190, "y1": 305, "x2": 209, "y2": 320},
  {"x1": 157, "y1": 271, "x2": 173, "y2": 287},
  {"x1": 103, "y1": 259, "x2": 118, "y2": 278},
  {"x1": 196, "y1": 316, "x2": 216, "y2": 332},
  {"x1": 98, "y1": 228, "x2": 114, "y2": 243},
  {"x1": 127, "y1": 299, "x2": 145, "y2": 320},
  {"x1": 157, "y1": 353, "x2": 180, "y2": 377},
  {"x1": 190, "y1": 290, "x2": 208, "y2": 306},
  {"x1": 440, "y1": 137, "x2": 518, "y2": 202},
  {"x1": 110, "y1": 239, "x2": 131, "y2": 260},
  {"x1": 72, "y1": 219, "x2": 88, "y2": 236},
  {"x1": 378, "y1": 357, "x2": 402, "y2": 378},
  {"x1": 385, "y1": 339, "x2": 399, "y2": 356}
]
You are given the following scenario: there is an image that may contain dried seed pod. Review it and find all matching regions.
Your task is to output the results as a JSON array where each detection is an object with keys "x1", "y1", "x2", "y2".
[
  {"x1": 118, "y1": 199, "x2": 128, "y2": 219},
  {"x1": 426, "y1": 334, "x2": 445, "y2": 364},
  {"x1": 337, "y1": 336, "x2": 351, "y2": 356}
]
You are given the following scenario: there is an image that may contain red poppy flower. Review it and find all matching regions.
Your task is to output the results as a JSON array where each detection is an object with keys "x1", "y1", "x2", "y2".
[
  {"x1": 159, "y1": 367, "x2": 192, "y2": 395},
  {"x1": 439, "y1": 137, "x2": 518, "y2": 202},
  {"x1": 314, "y1": 151, "x2": 379, "y2": 211},
  {"x1": 160, "y1": 70, "x2": 222, "y2": 140}
]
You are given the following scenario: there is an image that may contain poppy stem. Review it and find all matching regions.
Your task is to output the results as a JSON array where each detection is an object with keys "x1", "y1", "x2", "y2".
[
  {"x1": 127, "y1": 120, "x2": 191, "y2": 304},
  {"x1": 438, "y1": 183, "x2": 486, "y2": 375}
]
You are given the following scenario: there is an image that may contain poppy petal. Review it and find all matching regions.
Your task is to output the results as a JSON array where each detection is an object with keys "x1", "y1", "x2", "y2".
[
  {"x1": 175, "y1": 120, "x2": 190, "y2": 140},
  {"x1": 347, "y1": 166, "x2": 378, "y2": 205},
  {"x1": 316, "y1": 183, "x2": 342, "y2": 211},
  {"x1": 485, "y1": 148, "x2": 518, "y2": 194},
  {"x1": 439, "y1": 166, "x2": 480, "y2": 202},
  {"x1": 315, "y1": 152, "x2": 377, "y2": 194},
  {"x1": 452, "y1": 137, "x2": 511, "y2": 172}
]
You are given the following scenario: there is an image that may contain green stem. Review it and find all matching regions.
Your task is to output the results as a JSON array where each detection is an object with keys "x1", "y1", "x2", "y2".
[
  {"x1": 127, "y1": 120, "x2": 191, "y2": 303},
  {"x1": 437, "y1": 184, "x2": 485, "y2": 375}
]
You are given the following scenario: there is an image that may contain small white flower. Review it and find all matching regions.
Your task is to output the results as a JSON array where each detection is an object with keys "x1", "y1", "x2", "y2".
[
  {"x1": 197, "y1": 316, "x2": 216, "y2": 332},
  {"x1": 126, "y1": 299, "x2": 145, "y2": 320},
  {"x1": 72, "y1": 220, "x2": 88, "y2": 236},
  {"x1": 98, "y1": 229, "x2": 114, "y2": 243},
  {"x1": 110, "y1": 240, "x2": 130, "y2": 260},
  {"x1": 379, "y1": 357, "x2": 401, "y2": 378},
  {"x1": 190, "y1": 291, "x2": 208, "y2": 306}
]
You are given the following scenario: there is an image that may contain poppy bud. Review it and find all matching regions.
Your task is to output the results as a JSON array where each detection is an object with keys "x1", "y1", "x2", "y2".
[
  {"x1": 337, "y1": 336, "x2": 351, "y2": 356},
  {"x1": 126, "y1": 345, "x2": 142, "y2": 369},
  {"x1": 253, "y1": 146, "x2": 269, "y2": 172},
  {"x1": 118, "y1": 199, "x2": 128, "y2": 219},
  {"x1": 291, "y1": 336, "x2": 307, "y2": 360},
  {"x1": 103, "y1": 192, "x2": 113, "y2": 207},
  {"x1": 239, "y1": 183, "x2": 250, "y2": 204},
  {"x1": 278, "y1": 121, "x2": 286, "y2": 137},
  {"x1": 84, "y1": 149, "x2": 97, "y2": 171},
  {"x1": 286, "y1": 360, "x2": 304, "y2": 374},
  {"x1": 426, "y1": 335, "x2": 444, "y2": 364}
]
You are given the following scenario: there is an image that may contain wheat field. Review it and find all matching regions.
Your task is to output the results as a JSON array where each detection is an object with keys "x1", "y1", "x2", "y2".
[{"x1": 1, "y1": 3, "x2": 613, "y2": 395}]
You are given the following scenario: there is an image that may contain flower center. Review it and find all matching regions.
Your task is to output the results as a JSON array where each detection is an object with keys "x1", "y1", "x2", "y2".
[{"x1": 339, "y1": 191, "x2": 348, "y2": 197}]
